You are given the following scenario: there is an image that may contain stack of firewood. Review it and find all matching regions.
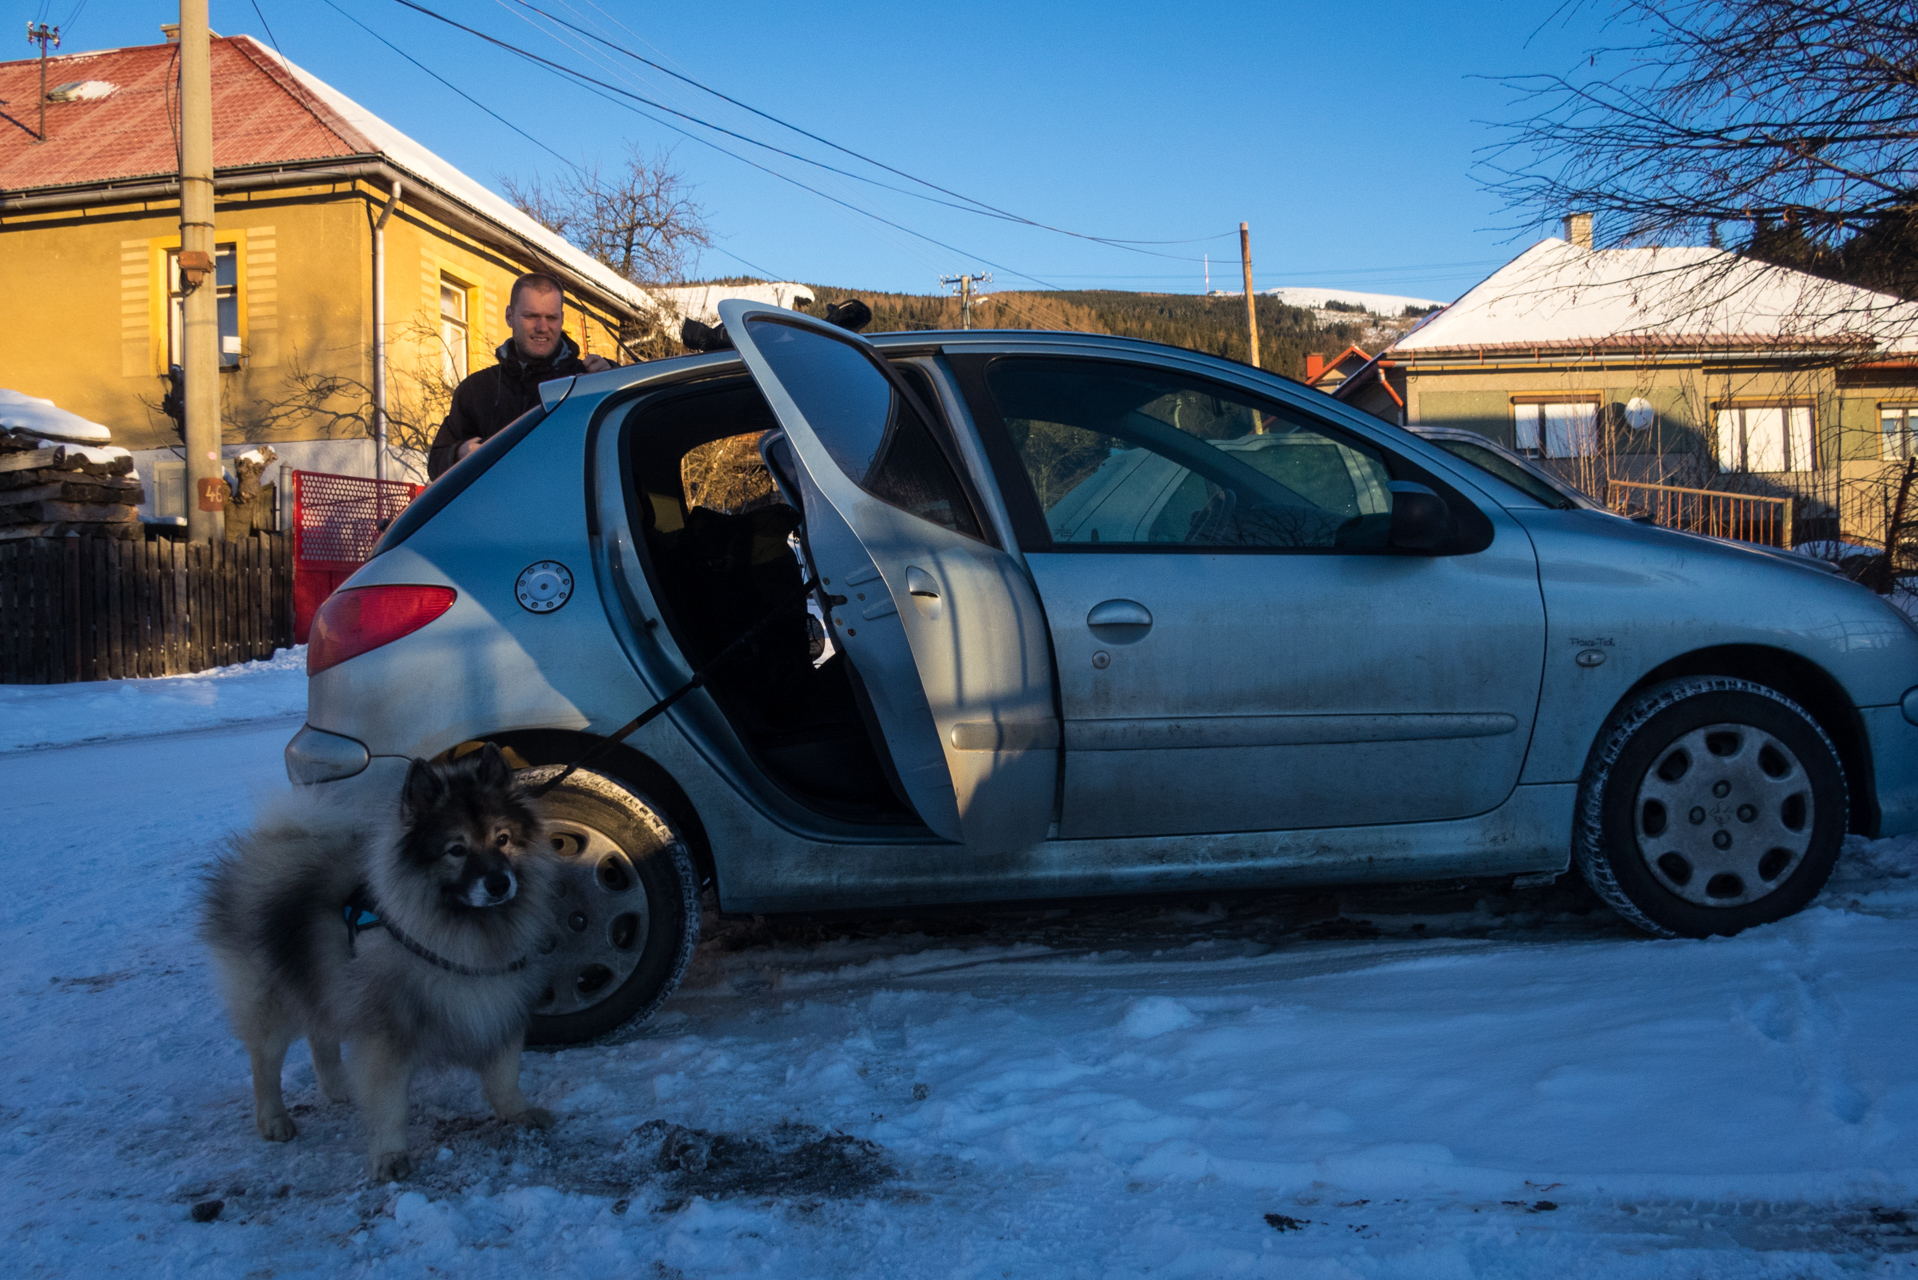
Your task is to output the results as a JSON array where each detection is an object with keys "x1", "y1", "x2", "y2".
[{"x1": 0, "y1": 429, "x2": 144, "y2": 541}]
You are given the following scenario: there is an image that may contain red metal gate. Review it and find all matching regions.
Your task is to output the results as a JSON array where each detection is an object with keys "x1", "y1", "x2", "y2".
[{"x1": 291, "y1": 470, "x2": 421, "y2": 643}]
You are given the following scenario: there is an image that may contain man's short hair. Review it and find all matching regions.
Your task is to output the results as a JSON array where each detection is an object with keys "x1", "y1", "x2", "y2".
[{"x1": 509, "y1": 272, "x2": 565, "y2": 309}]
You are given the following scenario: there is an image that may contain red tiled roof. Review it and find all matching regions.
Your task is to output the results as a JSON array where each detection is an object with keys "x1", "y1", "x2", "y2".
[{"x1": 0, "y1": 37, "x2": 370, "y2": 193}]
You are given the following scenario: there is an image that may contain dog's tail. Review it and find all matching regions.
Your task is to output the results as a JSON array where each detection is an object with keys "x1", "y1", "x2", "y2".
[{"x1": 201, "y1": 789, "x2": 379, "y2": 979}]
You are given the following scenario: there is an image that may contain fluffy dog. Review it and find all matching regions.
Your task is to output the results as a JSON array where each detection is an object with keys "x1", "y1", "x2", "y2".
[{"x1": 202, "y1": 744, "x2": 560, "y2": 1181}]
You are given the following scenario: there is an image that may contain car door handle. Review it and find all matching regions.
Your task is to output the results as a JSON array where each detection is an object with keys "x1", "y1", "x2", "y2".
[
  {"x1": 1087, "y1": 598, "x2": 1152, "y2": 643},
  {"x1": 905, "y1": 566, "x2": 940, "y2": 599}
]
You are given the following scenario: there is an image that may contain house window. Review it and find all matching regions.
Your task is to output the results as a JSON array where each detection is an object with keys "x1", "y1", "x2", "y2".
[
  {"x1": 1882, "y1": 405, "x2": 1918, "y2": 460},
  {"x1": 168, "y1": 244, "x2": 240, "y2": 369},
  {"x1": 440, "y1": 278, "x2": 470, "y2": 385},
  {"x1": 1511, "y1": 400, "x2": 1598, "y2": 458},
  {"x1": 1715, "y1": 405, "x2": 1814, "y2": 473}
]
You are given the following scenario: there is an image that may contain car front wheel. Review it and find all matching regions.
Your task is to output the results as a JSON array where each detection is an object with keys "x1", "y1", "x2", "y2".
[
  {"x1": 517, "y1": 767, "x2": 700, "y2": 1045},
  {"x1": 1574, "y1": 677, "x2": 1847, "y2": 938}
]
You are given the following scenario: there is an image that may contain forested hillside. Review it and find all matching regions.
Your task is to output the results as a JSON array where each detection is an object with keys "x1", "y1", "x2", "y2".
[{"x1": 690, "y1": 281, "x2": 1368, "y2": 380}]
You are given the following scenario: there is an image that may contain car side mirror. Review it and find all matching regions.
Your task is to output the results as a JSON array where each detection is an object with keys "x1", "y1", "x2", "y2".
[{"x1": 1387, "y1": 480, "x2": 1454, "y2": 552}]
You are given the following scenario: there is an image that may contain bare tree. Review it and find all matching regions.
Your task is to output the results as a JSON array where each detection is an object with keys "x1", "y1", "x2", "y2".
[
  {"x1": 1482, "y1": 0, "x2": 1918, "y2": 297},
  {"x1": 247, "y1": 317, "x2": 459, "y2": 484},
  {"x1": 502, "y1": 148, "x2": 711, "y2": 286}
]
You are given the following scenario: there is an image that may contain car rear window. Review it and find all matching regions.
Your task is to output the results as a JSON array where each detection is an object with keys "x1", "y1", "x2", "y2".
[{"x1": 373, "y1": 405, "x2": 549, "y2": 555}]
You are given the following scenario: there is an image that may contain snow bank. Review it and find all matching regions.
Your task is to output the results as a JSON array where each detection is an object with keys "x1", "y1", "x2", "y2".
[
  {"x1": 0, "y1": 647, "x2": 306, "y2": 752},
  {"x1": 0, "y1": 387, "x2": 113, "y2": 444}
]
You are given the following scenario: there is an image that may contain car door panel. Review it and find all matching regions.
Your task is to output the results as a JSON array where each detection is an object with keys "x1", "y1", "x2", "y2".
[
  {"x1": 952, "y1": 350, "x2": 1548, "y2": 840},
  {"x1": 721, "y1": 301, "x2": 1059, "y2": 854},
  {"x1": 1027, "y1": 533, "x2": 1546, "y2": 837}
]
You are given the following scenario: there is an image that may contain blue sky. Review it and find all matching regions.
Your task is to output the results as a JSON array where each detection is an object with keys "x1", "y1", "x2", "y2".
[{"x1": 26, "y1": 0, "x2": 1616, "y2": 301}]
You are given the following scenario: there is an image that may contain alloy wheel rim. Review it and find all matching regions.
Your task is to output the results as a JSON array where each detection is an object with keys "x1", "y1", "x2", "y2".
[
  {"x1": 535, "y1": 821, "x2": 650, "y2": 1016},
  {"x1": 1633, "y1": 721, "x2": 1813, "y2": 908}
]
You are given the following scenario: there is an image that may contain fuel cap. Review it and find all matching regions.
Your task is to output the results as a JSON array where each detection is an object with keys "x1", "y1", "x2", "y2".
[{"x1": 516, "y1": 560, "x2": 574, "y2": 614}]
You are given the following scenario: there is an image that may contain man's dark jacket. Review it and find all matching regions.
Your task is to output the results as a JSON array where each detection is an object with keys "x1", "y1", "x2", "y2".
[{"x1": 427, "y1": 334, "x2": 589, "y2": 479}]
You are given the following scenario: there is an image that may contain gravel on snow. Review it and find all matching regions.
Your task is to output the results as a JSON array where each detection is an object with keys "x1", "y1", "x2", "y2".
[{"x1": 6, "y1": 659, "x2": 1918, "y2": 1277}]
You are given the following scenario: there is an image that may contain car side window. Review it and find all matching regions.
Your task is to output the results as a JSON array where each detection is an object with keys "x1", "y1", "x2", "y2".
[
  {"x1": 742, "y1": 318, "x2": 984, "y2": 540},
  {"x1": 981, "y1": 357, "x2": 1393, "y2": 549}
]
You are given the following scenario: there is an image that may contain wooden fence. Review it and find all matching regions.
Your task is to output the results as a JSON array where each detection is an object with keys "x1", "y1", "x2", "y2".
[
  {"x1": 1607, "y1": 479, "x2": 1795, "y2": 548},
  {"x1": 0, "y1": 533, "x2": 291, "y2": 684}
]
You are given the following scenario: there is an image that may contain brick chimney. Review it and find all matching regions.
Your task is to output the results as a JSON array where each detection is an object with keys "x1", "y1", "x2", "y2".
[
  {"x1": 1305, "y1": 353, "x2": 1325, "y2": 381},
  {"x1": 1565, "y1": 212, "x2": 1594, "y2": 250}
]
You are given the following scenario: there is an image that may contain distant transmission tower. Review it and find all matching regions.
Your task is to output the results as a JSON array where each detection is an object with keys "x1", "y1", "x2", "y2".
[{"x1": 940, "y1": 272, "x2": 992, "y2": 329}]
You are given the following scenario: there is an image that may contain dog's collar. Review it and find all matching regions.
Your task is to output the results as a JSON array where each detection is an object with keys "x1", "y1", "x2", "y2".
[{"x1": 343, "y1": 883, "x2": 532, "y2": 978}]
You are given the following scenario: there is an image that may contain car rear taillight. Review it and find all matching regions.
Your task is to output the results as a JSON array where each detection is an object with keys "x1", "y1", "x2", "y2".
[{"x1": 307, "y1": 585, "x2": 457, "y2": 675}]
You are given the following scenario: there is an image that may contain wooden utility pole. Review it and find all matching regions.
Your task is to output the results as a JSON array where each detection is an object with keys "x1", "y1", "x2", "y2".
[
  {"x1": 179, "y1": 0, "x2": 223, "y2": 542},
  {"x1": 26, "y1": 22, "x2": 60, "y2": 144},
  {"x1": 1239, "y1": 221, "x2": 1259, "y2": 368},
  {"x1": 940, "y1": 272, "x2": 991, "y2": 330}
]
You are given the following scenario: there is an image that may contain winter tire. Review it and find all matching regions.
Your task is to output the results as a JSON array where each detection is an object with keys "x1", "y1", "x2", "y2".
[
  {"x1": 517, "y1": 767, "x2": 699, "y2": 1045},
  {"x1": 1574, "y1": 677, "x2": 1847, "y2": 939}
]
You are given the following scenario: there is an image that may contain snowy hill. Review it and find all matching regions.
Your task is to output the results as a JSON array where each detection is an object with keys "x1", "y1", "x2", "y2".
[{"x1": 1257, "y1": 286, "x2": 1446, "y2": 315}]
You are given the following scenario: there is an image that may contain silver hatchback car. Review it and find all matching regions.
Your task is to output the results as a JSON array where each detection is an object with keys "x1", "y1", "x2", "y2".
[{"x1": 292, "y1": 300, "x2": 1918, "y2": 1044}]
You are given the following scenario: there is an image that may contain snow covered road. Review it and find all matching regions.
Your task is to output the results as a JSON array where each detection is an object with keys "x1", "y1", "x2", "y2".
[{"x1": 7, "y1": 669, "x2": 1918, "y2": 1277}]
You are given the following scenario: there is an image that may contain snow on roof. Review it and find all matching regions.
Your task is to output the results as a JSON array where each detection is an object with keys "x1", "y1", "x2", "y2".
[
  {"x1": 652, "y1": 282, "x2": 817, "y2": 325},
  {"x1": 1261, "y1": 286, "x2": 1445, "y2": 315},
  {"x1": 1393, "y1": 238, "x2": 1918, "y2": 356},
  {"x1": 0, "y1": 389, "x2": 113, "y2": 444},
  {"x1": 46, "y1": 79, "x2": 115, "y2": 102}
]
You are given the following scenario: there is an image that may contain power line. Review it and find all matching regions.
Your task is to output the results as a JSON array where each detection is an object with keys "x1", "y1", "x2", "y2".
[
  {"x1": 399, "y1": 0, "x2": 1115, "y2": 247},
  {"x1": 314, "y1": 0, "x2": 582, "y2": 173},
  {"x1": 499, "y1": 0, "x2": 1233, "y2": 259},
  {"x1": 359, "y1": 0, "x2": 1069, "y2": 289}
]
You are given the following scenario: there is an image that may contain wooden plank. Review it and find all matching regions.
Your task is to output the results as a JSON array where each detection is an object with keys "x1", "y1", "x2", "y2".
[
  {"x1": 0, "y1": 543, "x2": 17, "y2": 682},
  {"x1": 164, "y1": 541, "x2": 183, "y2": 676},
  {"x1": 254, "y1": 539, "x2": 268, "y2": 659},
  {"x1": 218, "y1": 542, "x2": 233, "y2": 668},
  {"x1": 0, "y1": 447, "x2": 135, "y2": 476},
  {"x1": 144, "y1": 541, "x2": 162, "y2": 678},
  {"x1": 76, "y1": 537, "x2": 93, "y2": 681},
  {"x1": 103, "y1": 537, "x2": 123, "y2": 680},
  {"x1": 183, "y1": 541, "x2": 198, "y2": 675},
  {"x1": 175, "y1": 539, "x2": 190, "y2": 676},
  {"x1": 241, "y1": 539, "x2": 257, "y2": 661},
  {"x1": 29, "y1": 539, "x2": 50, "y2": 683},
  {"x1": 128, "y1": 541, "x2": 147, "y2": 679}
]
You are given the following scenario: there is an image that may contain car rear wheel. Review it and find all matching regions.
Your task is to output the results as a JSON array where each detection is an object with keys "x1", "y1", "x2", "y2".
[
  {"x1": 1575, "y1": 677, "x2": 1847, "y2": 938},
  {"x1": 517, "y1": 767, "x2": 699, "y2": 1045}
]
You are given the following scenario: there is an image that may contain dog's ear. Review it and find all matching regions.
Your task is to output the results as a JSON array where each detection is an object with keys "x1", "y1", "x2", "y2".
[
  {"x1": 475, "y1": 742, "x2": 514, "y2": 790},
  {"x1": 401, "y1": 757, "x2": 444, "y2": 818}
]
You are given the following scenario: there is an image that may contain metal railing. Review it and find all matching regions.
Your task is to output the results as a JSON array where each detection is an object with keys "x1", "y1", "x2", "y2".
[{"x1": 1607, "y1": 479, "x2": 1794, "y2": 548}]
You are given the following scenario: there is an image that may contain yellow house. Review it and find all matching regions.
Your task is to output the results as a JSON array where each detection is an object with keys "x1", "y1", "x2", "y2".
[
  {"x1": 0, "y1": 30, "x2": 657, "y2": 513},
  {"x1": 1334, "y1": 228, "x2": 1918, "y2": 545}
]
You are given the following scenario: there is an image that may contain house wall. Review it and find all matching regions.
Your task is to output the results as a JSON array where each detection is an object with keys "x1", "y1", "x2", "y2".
[
  {"x1": 1389, "y1": 354, "x2": 1918, "y2": 541},
  {"x1": 0, "y1": 178, "x2": 636, "y2": 494}
]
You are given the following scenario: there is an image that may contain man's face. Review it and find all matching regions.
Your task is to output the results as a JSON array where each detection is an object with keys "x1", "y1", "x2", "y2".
[{"x1": 505, "y1": 286, "x2": 564, "y2": 360}]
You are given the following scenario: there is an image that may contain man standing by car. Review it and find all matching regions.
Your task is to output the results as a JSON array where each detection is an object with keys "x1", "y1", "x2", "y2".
[{"x1": 427, "y1": 272, "x2": 617, "y2": 479}]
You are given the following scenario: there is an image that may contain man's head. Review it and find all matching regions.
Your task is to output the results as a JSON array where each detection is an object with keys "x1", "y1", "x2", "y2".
[{"x1": 505, "y1": 273, "x2": 566, "y2": 361}]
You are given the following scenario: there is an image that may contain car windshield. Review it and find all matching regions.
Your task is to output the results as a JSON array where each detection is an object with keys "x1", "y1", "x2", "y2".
[{"x1": 1424, "y1": 437, "x2": 1581, "y2": 510}]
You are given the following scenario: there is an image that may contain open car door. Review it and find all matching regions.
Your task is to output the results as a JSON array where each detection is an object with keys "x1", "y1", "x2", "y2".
[{"x1": 720, "y1": 300, "x2": 1057, "y2": 854}]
